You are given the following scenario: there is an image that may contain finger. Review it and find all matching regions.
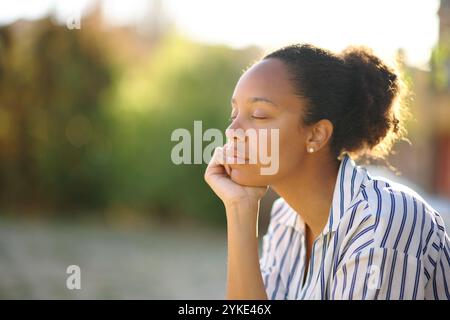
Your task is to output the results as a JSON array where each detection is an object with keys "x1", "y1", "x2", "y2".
[
  {"x1": 224, "y1": 163, "x2": 231, "y2": 176},
  {"x1": 223, "y1": 144, "x2": 236, "y2": 165},
  {"x1": 211, "y1": 146, "x2": 225, "y2": 165},
  {"x1": 205, "y1": 147, "x2": 227, "y2": 180}
]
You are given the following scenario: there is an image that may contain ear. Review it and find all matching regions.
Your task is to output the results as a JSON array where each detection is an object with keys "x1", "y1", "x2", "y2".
[{"x1": 306, "y1": 119, "x2": 334, "y2": 152}]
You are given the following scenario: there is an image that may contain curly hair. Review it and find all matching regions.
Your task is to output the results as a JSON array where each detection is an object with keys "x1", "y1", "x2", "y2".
[{"x1": 263, "y1": 44, "x2": 411, "y2": 163}]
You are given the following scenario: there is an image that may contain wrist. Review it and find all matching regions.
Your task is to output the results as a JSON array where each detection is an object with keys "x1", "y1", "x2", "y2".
[
  {"x1": 224, "y1": 198, "x2": 259, "y2": 211},
  {"x1": 225, "y1": 200, "x2": 260, "y2": 236}
]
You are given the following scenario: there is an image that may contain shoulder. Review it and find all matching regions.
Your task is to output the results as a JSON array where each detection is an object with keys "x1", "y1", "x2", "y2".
[
  {"x1": 270, "y1": 197, "x2": 286, "y2": 215},
  {"x1": 267, "y1": 197, "x2": 304, "y2": 233},
  {"x1": 348, "y1": 176, "x2": 447, "y2": 259}
]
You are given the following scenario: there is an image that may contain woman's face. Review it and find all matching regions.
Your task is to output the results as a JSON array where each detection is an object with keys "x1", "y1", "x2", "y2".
[{"x1": 226, "y1": 58, "x2": 310, "y2": 187}]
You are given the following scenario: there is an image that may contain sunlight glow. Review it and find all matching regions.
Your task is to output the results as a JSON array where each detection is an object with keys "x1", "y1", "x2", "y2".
[{"x1": 0, "y1": 0, "x2": 441, "y2": 68}]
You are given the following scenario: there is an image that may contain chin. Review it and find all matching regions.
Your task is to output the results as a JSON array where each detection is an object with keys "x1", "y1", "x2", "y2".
[{"x1": 229, "y1": 165, "x2": 275, "y2": 187}]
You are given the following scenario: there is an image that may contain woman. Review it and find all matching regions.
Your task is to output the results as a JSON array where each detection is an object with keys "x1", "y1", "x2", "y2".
[{"x1": 204, "y1": 44, "x2": 450, "y2": 300}]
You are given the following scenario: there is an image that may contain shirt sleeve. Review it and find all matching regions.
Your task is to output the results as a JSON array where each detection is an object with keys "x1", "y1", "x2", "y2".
[
  {"x1": 330, "y1": 247, "x2": 426, "y2": 299},
  {"x1": 259, "y1": 199, "x2": 288, "y2": 300},
  {"x1": 427, "y1": 232, "x2": 450, "y2": 300},
  {"x1": 331, "y1": 191, "x2": 450, "y2": 300}
]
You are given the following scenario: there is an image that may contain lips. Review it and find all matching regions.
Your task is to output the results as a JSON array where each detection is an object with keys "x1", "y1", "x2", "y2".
[
  {"x1": 226, "y1": 145, "x2": 249, "y2": 161},
  {"x1": 231, "y1": 153, "x2": 248, "y2": 161},
  {"x1": 223, "y1": 144, "x2": 248, "y2": 164}
]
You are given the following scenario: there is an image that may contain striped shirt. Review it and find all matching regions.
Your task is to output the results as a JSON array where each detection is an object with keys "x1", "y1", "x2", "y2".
[{"x1": 259, "y1": 153, "x2": 450, "y2": 299}]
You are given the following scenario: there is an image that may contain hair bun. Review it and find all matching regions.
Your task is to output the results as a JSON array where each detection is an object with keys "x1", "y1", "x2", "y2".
[
  {"x1": 340, "y1": 46, "x2": 402, "y2": 155},
  {"x1": 343, "y1": 46, "x2": 398, "y2": 92}
]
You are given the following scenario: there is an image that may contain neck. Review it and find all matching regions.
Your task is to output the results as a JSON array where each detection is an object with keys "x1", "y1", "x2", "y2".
[{"x1": 271, "y1": 154, "x2": 340, "y2": 240}]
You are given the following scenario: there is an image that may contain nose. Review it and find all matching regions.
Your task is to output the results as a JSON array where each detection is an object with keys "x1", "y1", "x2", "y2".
[{"x1": 225, "y1": 122, "x2": 246, "y2": 144}]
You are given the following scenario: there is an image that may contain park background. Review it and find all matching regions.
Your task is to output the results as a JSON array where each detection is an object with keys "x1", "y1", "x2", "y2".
[{"x1": 0, "y1": 0, "x2": 449, "y2": 298}]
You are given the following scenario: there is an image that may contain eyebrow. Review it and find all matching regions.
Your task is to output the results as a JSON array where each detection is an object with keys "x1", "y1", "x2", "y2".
[{"x1": 231, "y1": 97, "x2": 278, "y2": 107}]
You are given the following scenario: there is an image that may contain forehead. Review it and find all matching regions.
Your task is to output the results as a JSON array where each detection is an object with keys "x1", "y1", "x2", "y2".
[{"x1": 232, "y1": 58, "x2": 299, "y2": 107}]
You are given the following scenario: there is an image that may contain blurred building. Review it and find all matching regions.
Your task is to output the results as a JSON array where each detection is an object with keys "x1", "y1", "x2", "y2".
[
  {"x1": 389, "y1": 0, "x2": 450, "y2": 199},
  {"x1": 434, "y1": 0, "x2": 450, "y2": 197}
]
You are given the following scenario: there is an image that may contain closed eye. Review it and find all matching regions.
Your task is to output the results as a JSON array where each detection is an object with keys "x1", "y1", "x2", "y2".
[
  {"x1": 229, "y1": 116, "x2": 267, "y2": 122},
  {"x1": 252, "y1": 115, "x2": 267, "y2": 119}
]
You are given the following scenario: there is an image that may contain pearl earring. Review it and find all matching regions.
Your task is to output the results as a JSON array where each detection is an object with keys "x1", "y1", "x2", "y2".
[{"x1": 308, "y1": 147, "x2": 314, "y2": 153}]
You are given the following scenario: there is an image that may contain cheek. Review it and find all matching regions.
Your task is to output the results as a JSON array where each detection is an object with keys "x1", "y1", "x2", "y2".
[
  {"x1": 228, "y1": 146, "x2": 303, "y2": 186},
  {"x1": 275, "y1": 127, "x2": 305, "y2": 173},
  {"x1": 276, "y1": 146, "x2": 302, "y2": 175},
  {"x1": 228, "y1": 163, "x2": 274, "y2": 186},
  {"x1": 227, "y1": 119, "x2": 305, "y2": 185}
]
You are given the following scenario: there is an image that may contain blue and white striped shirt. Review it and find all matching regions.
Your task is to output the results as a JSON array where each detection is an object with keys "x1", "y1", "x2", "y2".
[{"x1": 260, "y1": 153, "x2": 450, "y2": 299}]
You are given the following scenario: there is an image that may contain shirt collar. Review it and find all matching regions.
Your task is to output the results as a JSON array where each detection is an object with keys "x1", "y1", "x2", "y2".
[
  {"x1": 274, "y1": 153, "x2": 369, "y2": 235},
  {"x1": 320, "y1": 152, "x2": 369, "y2": 236},
  {"x1": 277, "y1": 203, "x2": 305, "y2": 233}
]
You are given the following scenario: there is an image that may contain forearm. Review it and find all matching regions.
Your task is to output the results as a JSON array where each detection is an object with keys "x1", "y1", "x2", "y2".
[{"x1": 225, "y1": 201, "x2": 268, "y2": 300}]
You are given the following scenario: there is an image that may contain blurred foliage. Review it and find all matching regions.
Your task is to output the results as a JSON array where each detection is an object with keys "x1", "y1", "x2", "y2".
[
  {"x1": 0, "y1": 14, "x2": 262, "y2": 225},
  {"x1": 0, "y1": 17, "x2": 113, "y2": 210},
  {"x1": 431, "y1": 41, "x2": 450, "y2": 91},
  {"x1": 108, "y1": 31, "x2": 261, "y2": 224}
]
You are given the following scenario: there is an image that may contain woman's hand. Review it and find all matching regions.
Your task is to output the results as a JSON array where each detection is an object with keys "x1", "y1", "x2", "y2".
[
  {"x1": 205, "y1": 144, "x2": 269, "y2": 299},
  {"x1": 204, "y1": 144, "x2": 268, "y2": 208}
]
